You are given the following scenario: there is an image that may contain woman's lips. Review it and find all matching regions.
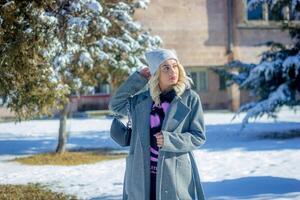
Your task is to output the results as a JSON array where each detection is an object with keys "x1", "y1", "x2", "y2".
[{"x1": 170, "y1": 76, "x2": 177, "y2": 81}]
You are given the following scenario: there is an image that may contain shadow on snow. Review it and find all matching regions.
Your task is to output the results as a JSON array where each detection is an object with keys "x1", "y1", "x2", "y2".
[
  {"x1": 203, "y1": 176, "x2": 300, "y2": 200},
  {"x1": 0, "y1": 122, "x2": 299, "y2": 155}
]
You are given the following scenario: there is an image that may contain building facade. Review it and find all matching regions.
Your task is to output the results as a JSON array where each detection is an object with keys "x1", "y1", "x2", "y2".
[
  {"x1": 134, "y1": 0, "x2": 294, "y2": 110},
  {"x1": 1, "y1": 0, "x2": 297, "y2": 117}
]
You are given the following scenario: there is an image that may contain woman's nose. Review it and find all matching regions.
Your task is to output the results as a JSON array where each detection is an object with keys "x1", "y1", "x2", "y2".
[{"x1": 168, "y1": 67, "x2": 176, "y2": 75}]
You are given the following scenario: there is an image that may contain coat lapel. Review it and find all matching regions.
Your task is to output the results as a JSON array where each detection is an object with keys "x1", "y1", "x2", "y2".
[
  {"x1": 135, "y1": 91, "x2": 191, "y2": 146},
  {"x1": 135, "y1": 91, "x2": 152, "y2": 147},
  {"x1": 162, "y1": 95, "x2": 191, "y2": 132}
]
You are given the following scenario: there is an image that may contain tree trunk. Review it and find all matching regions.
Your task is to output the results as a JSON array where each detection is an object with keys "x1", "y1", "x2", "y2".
[{"x1": 55, "y1": 103, "x2": 69, "y2": 154}]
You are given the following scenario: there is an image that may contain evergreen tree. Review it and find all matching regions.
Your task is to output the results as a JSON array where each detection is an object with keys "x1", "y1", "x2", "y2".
[
  {"x1": 0, "y1": 0, "x2": 161, "y2": 153},
  {"x1": 223, "y1": 0, "x2": 300, "y2": 125}
]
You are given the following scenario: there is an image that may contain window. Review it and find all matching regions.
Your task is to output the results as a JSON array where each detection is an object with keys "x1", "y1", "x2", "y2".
[
  {"x1": 190, "y1": 71, "x2": 208, "y2": 92},
  {"x1": 95, "y1": 83, "x2": 111, "y2": 94},
  {"x1": 245, "y1": 0, "x2": 296, "y2": 22},
  {"x1": 219, "y1": 74, "x2": 227, "y2": 91},
  {"x1": 290, "y1": 5, "x2": 300, "y2": 20},
  {"x1": 247, "y1": 0, "x2": 263, "y2": 20},
  {"x1": 291, "y1": 11, "x2": 300, "y2": 20},
  {"x1": 100, "y1": 84, "x2": 111, "y2": 93}
]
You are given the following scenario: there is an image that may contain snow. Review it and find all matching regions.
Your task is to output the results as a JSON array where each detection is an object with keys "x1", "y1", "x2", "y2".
[
  {"x1": 115, "y1": 39, "x2": 131, "y2": 52},
  {"x1": 241, "y1": 60, "x2": 282, "y2": 87},
  {"x1": 2, "y1": 1, "x2": 15, "y2": 10},
  {"x1": 56, "y1": 83, "x2": 70, "y2": 95},
  {"x1": 25, "y1": 0, "x2": 161, "y2": 98},
  {"x1": 24, "y1": 28, "x2": 33, "y2": 34},
  {"x1": 129, "y1": 56, "x2": 144, "y2": 68},
  {"x1": 86, "y1": 0, "x2": 103, "y2": 14},
  {"x1": 238, "y1": 84, "x2": 293, "y2": 124},
  {"x1": 0, "y1": 158, "x2": 124, "y2": 199},
  {"x1": 97, "y1": 17, "x2": 111, "y2": 33},
  {"x1": 68, "y1": 17, "x2": 89, "y2": 31},
  {"x1": 283, "y1": 53, "x2": 300, "y2": 79},
  {"x1": 79, "y1": 51, "x2": 94, "y2": 68},
  {"x1": 98, "y1": 50, "x2": 110, "y2": 61},
  {"x1": 69, "y1": 0, "x2": 103, "y2": 14},
  {"x1": 292, "y1": 0, "x2": 300, "y2": 11},
  {"x1": 39, "y1": 11, "x2": 58, "y2": 25},
  {"x1": 0, "y1": 108, "x2": 300, "y2": 199},
  {"x1": 134, "y1": 0, "x2": 150, "y2": 9},
  {"x1": 53, "y1": 53, "x2": 73, "y2": 69},
  {"x1": 115, "y1": 2, "x2": 131, "y2": 12},
  {"x1": 125, "y1": 21, "x2": 142, "y2": 32},
  {"x1": 70, "y1": 1, "x2": 82, "y2": 13},
  {"x1": 111, "y1": 9, "x2": 132, "y2": 22}
]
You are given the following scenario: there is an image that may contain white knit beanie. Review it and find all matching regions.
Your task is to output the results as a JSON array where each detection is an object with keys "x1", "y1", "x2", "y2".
[{"x1": 145, "y1": 48, "x2": 178, "y2": 75}]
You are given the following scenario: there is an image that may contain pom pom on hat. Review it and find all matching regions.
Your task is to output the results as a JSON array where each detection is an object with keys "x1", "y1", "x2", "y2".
[{"x1": 145, "y1": 48, "x2": 178, "y2": 75}]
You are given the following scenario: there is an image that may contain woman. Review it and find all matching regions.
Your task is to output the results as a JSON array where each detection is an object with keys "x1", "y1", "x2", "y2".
[{"x1": 109, "y1": 48, "x2": 206, "y2": 200}]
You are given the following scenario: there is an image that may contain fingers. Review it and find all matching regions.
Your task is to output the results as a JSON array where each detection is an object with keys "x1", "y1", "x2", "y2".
[
  {"x1": 154, "y1": 132, "x2": 162, "y2": 138},
  {"x1": 141, "y1": 67, "x2": 150, "y2": 72},
  {"x1": 141, "y1": 66, "x2": 149, "y2": 70},
  {"x1": 154, "y1": 132, "x2": 164, "y2": 148},
  {"x1": 156, "y1": 140, "x2": 163, "y2": 148},
  {"x1": 139, "y1": 67, "x2": 151, "y2": 80},
  {"x1": 139, "y1": 67, "x2": 149, "y2": 74}
]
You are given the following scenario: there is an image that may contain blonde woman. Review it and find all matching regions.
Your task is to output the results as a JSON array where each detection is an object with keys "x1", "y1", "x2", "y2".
[{"x1": 109, "y1": 48, "x2": 206, "y2": 200}]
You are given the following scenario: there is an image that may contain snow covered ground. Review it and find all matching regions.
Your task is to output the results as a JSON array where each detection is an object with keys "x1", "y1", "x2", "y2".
[{"x1": 0, "y1": 107, "x2": 300, "y2": 200}]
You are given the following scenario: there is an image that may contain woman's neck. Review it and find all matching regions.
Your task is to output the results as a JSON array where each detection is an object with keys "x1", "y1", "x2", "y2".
[{"x1": 159, "y1": 85, "x2": 173, "y2": 94}]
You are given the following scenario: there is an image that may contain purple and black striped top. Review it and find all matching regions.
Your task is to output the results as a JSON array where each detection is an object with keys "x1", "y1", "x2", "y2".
[{"x1": 149, "y1": 89, "x2": 176, "y2": 199}]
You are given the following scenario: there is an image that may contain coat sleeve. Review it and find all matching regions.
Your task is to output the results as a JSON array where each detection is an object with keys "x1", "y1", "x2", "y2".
[
  {"x1": 160, "y1": 94, "x2": 206, "y2": 153},
  {"x1": 109, "y1": 71, "x2": 148, "y2": 116}
]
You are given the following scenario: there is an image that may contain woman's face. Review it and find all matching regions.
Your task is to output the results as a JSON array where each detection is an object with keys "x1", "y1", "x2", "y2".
[{"x1": 158, "y1": 59, "x2": 179, "y2": 92}]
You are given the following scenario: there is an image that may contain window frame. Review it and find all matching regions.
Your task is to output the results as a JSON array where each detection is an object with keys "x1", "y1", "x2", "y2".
[
  {"x1": 240, "y1": 0, "x2": 300, "y2": 29},
  {"x1": 219, "y1": 73, "x2": 227, "y2": 91},
  {"x1": 188, "y1": 68, "x2": 209, "y2": 93}
]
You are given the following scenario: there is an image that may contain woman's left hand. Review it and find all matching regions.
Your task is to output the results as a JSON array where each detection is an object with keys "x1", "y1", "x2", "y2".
[{"x1": 154, "y1": 132, "x2": 164, "y2": 148}]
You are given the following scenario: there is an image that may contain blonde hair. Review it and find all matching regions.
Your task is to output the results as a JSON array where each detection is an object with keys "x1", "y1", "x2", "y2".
[{"x1": 148, "y1": 63, "x2": 193, "y2": 106}]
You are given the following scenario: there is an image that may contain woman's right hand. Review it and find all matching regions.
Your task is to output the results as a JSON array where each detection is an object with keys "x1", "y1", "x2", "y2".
[{"x1": 139, "y1": 67, "x2": 151, "y2": 80}]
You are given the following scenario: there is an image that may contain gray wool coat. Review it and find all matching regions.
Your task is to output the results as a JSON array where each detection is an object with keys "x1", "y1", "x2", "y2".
[{"x1": 109, "y1": 71, "x2": 206, "y2": 200}]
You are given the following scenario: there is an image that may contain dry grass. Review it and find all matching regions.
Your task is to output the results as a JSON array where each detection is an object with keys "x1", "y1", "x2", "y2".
[
  {"x1": 14, "y1": 150, "x2": 126, "y2": 166},
  {"x1": 0, "y1": 183, "x2": 77, "y2": 200}
]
